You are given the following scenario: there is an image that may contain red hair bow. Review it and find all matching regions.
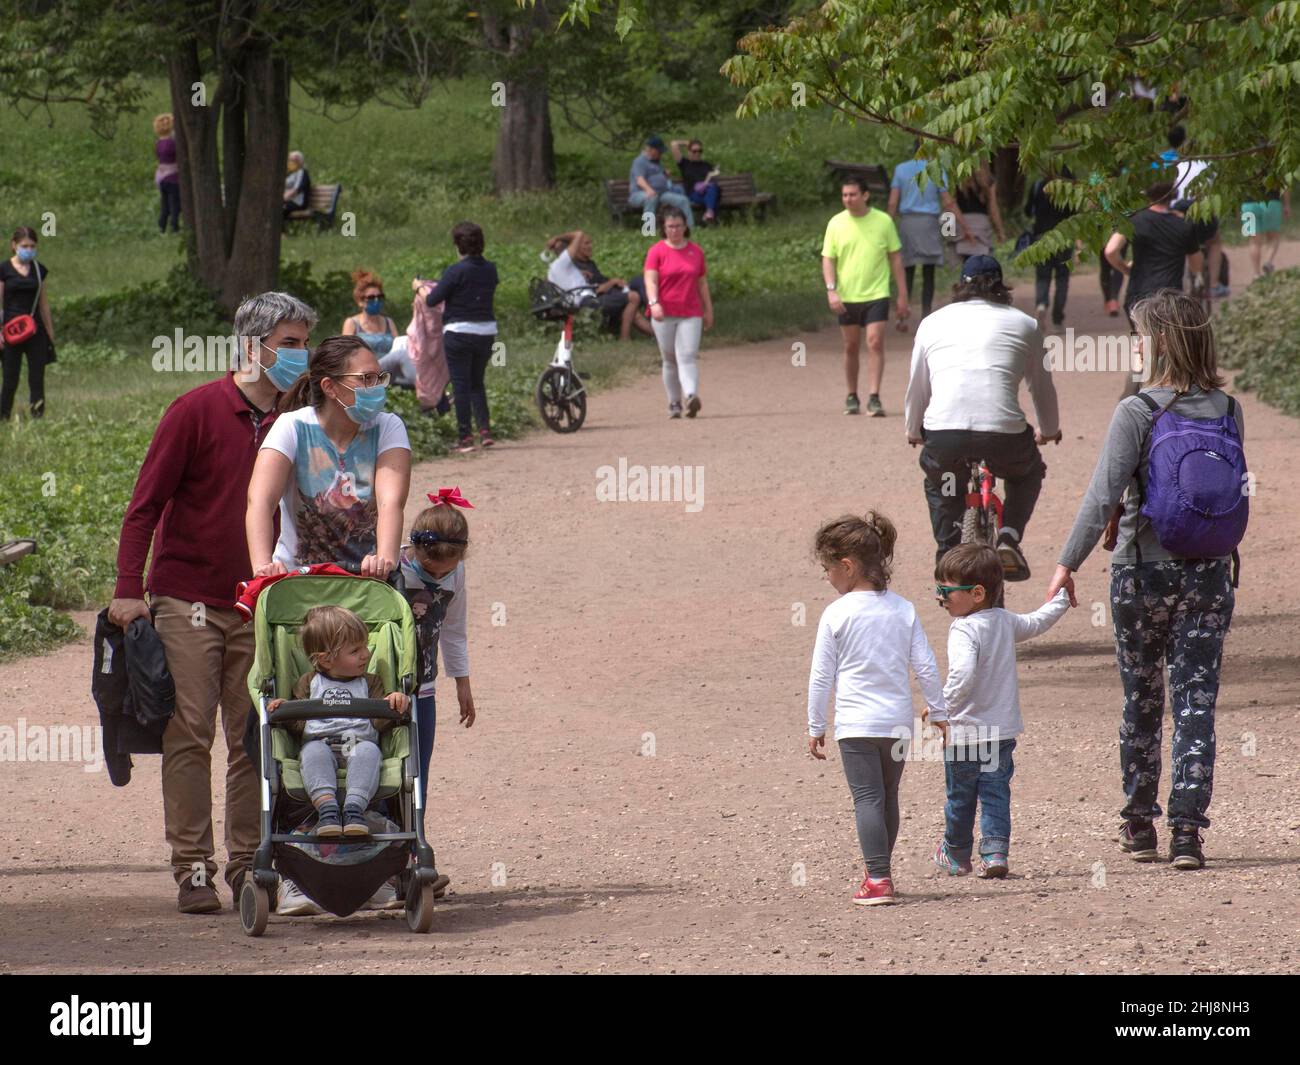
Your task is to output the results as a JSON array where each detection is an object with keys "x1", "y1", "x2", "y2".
[{"x1": 428, "y1": 486, "x2": 474, "y2": 509}]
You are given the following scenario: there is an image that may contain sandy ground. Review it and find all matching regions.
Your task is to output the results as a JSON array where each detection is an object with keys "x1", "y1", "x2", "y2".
[{"x1": 2, "y1": 241, "x2": 1297, "y2": 975}]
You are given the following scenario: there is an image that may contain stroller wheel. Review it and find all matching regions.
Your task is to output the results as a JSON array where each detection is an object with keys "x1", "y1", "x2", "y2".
[
  {"x1": 240, "y1": 879, "x2": 270, "y2": 937},
  {"x1": 406, "y1": 882, "x2": 435, "y2": 934}
]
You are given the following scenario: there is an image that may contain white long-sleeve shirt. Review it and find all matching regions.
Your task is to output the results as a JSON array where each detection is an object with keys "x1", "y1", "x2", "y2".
[
  {"x1": 943, "y1": 589, "x2": 1070, "y2": 741},
  {"x1": 903, "y1": 298, "x2": 1059, "y2": 441},
  {"x1": 807, "y1": 590, "x2": 947, "y2": 741}
]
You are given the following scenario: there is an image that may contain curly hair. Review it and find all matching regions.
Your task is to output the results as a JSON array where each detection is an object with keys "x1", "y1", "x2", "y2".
[{"x1": 813, "y1": 510, "x2": 898, "y2": 588}]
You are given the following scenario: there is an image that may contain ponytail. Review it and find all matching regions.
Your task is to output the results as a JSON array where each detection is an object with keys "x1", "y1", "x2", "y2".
[{"x1": 813, "y1": 508, "x2": 897, "y2": 588}]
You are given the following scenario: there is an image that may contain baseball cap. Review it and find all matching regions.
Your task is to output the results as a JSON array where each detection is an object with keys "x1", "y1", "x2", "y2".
[
  {"x1": 644, "y1": 135, "x2": 665, "y2": 150},
  {"x1": 960, "y1": 254, "x2": 1003, "y2": 282}
]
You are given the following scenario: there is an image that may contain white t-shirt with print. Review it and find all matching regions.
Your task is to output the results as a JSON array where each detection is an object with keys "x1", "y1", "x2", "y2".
[{"x1": 260, "y1": 406, "x2": 410, "y2": 569}]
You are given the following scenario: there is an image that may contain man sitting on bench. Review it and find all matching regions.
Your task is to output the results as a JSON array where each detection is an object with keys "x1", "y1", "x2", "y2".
[{"x1": 544, "y1": 230, "x2": 652, "y2": 341}]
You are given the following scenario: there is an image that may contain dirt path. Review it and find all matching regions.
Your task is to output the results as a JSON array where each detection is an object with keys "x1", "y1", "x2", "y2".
[{"x1": 2, "y1": 243, "x2": 1297, "y2": 974}]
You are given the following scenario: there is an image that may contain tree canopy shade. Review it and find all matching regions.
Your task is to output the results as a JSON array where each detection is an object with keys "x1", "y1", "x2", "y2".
[{"x1": 562, "y1": 0, "x2": 1300, "y2": 259}]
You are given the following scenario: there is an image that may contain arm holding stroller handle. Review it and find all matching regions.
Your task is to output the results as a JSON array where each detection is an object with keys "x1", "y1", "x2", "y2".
[
  {"x1": 335, "y1": 558, "x2": 401, "y2": 586},
  {"x1": 268, "y1": 697, "x2": 402, "y2": 723}
]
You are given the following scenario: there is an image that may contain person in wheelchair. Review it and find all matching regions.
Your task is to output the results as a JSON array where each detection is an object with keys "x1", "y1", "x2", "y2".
[
  {"x1": 903, "y1": 255, "x2": 1061, "y2": 579},
  {"x1": 544, "y1": 230, "x2": 652, "y2": 340}
]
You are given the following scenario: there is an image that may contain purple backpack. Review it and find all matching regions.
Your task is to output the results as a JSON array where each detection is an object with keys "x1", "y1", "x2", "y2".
[{"x1": 1137, "y1": 391, "x2": 1248, "y2": 570}]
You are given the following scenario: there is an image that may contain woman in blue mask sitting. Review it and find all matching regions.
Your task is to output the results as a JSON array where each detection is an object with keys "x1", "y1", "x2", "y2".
[
  {"x1": 245, "y1": 335, "x2": 412, "y2": 581},
  {"x1": 342, "y1": 269, "x2": 417, "y2": 390}
]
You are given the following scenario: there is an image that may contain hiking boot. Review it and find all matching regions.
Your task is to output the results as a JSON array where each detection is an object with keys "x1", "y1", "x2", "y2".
[
  {"x1": 932, "y1": 841, "x2": 972, "y2": 877},
  {"x1": 844, "y1": 393, "x2": 861, "y2": 415},
  {"x1": 1169, "y1": 829, "x2": 1205, "y2": 870},
  {"x1": 685, "y1": 394, "x2": 701, "y2": 419},
  {"x1": 668, "y1": 401, "x2": 683, "y2": 419},
  {"x1": 852, "y1": 875, "x2": 897, "y2": 906},
  {"x1": 866, "y1": 394, "x2": 884, "y2": 417},
  {"x1": 977, "y1": 853, "x2": 1009, "y2": 879},
  {"x1": 997, "y1": 530, "x2": 1031, "y2": 581},
  {"x1": 177, "y1": 878, "x2": 222, "y2": 915},
  {"x1": 1119, "y1": 819, "x2": 1160, "y2": 862}
]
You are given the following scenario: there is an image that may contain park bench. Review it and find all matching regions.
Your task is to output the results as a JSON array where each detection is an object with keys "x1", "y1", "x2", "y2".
[
  {"x1": 823, "y1": 160, "x2": 890, "y2": 201},
  {"x1": 604, "y1": 173, "x2": 776, "y2": 225},
  {"x1": 285, "y1": 183, "x2": 342, "y2": 232}
]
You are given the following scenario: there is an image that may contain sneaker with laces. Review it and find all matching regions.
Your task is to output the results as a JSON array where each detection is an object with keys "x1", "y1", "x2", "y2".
[
  {"x1": 668, "y1": 401, "x2": 683, "y2": 419},
  {"x1": 276, "y1": 877, "x2": 323, "y2": 916},
  {"x1": 866, "y1": 394, "x2": 884, "y2": 417},
  {"x1": 933, "y1": 841, "x2": 972, "y2": 877},
  {"x1": 1169, "y1": 829, "x2": 1205, "y2": 869},
  {"x1": 852, "y1": 874, "x2": 897, "y2": 906},
  {"x1": 452, "y1": 436, "x2": 476, "y2": 454},
  {"x1": 996, "y1": 530, "x2": 1031, "y2": 581},
  {"x1": 844, "y1": 393, "x2": 861, "y2": 415},
  {"x1": 1119, "y1": 819, "x2": 1160, "y2": 862},
  {"x1": 977, "y1": 853, "x2": 1009, "y2": 879},
  {"x1": 363, "y1": 878, "x2": 406, "y2": 910}
]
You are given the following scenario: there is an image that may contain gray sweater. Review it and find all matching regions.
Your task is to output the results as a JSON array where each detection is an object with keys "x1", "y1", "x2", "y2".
[{"x1": 1058, "y1": 386, "x2": 1245, "y2": 571}]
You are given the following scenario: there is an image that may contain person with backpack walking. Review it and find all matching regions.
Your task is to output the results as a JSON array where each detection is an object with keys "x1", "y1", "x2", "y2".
[{"x1": 1046, "y1": 289, "x2": 1247, "y2": 872}]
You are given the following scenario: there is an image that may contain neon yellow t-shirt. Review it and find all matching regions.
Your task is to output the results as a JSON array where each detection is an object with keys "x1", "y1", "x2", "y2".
[{"x1": 820, "y1": 208, "x2": 901, "y2": 303}]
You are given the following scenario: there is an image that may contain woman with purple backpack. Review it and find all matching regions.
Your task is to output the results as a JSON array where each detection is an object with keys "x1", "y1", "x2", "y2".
[{"x1": 1046, "y1": 288, "x2": 1248, "y2": 872}]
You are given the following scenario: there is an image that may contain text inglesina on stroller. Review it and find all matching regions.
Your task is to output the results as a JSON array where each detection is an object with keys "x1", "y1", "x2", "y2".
[{"x1": 238, "y1": 568, "x2": 445, "y2": 935}]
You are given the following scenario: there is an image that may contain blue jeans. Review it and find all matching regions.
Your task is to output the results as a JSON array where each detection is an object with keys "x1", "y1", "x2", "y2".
[
  {"x1": 413, "y1": 692, "x2": 436, "y2": 807},
  {"x1": 943, "y1": 737, "x2": 1017, "y2": 860},
  {"x1": 628, "y1": 186, "x2": 695, "y2": 229},
  {"x1": 688, "y1": 182, "x2": 721, "y2": 216}
]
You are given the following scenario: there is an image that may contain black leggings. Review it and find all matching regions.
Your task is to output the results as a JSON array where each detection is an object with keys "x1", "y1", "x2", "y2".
[
  {"x1": 1, "y1": 333, "x2": 47, "y2": 419},
  {"x1": 158, "y1": 182, "x2": 181, "y2": 232},
  {"x1": 904, "y1": 264, "x2": 936, "y2": 316},
  {"x1": 443, "y1": 331, "x2": 494, "y2": 439}
]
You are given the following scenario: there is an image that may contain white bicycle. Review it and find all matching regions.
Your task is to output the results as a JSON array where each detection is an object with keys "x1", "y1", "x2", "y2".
[{"x1": 529, "y1": 278, "x2": 599, "y2": 433}]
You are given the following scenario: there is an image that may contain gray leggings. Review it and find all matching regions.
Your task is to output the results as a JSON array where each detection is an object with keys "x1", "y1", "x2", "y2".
[
  {"x1": 300, "y1": 738, "x2": 382, "y2": 809},
  {"x1": 839, "y1": 736, "x2": 908, "y2": 879}
]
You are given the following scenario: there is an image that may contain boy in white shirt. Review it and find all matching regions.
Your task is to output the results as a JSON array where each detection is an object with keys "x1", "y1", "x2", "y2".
[{"x1": 932, "y1": 544, "x2": 1070, "y2": 878}]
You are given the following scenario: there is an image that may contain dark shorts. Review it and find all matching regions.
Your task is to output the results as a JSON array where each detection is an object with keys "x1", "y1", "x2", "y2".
[{"x1": 837, "y1": 298, "x2": 890, "y2": 327}]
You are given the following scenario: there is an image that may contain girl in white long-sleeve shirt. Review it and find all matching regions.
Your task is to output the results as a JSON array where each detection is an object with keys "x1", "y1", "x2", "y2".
[{"x1": 807, "y1": 511, "x2": 948, "y2": 906}]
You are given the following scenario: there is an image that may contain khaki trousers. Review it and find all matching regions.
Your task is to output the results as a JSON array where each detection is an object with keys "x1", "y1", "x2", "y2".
[{"x1": 153, "y1": 596, "x2": 260, "y2": 890}]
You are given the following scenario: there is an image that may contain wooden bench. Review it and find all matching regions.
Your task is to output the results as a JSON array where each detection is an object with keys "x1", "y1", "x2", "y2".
[
  {"x1": 285, "y1": 183, "x2": 341, "y2": 232},
  {"x1": 604, "y1": 173, "x2": 776, "y2": 225},
  {"x1": 823, "y1": 161, "x2": 890, "y2": 202}
]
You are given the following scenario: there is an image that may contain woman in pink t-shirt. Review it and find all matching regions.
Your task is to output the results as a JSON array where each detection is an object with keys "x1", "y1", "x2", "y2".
[{"x1": 644, "y1": 206, "x2": 713, "y2": 418}]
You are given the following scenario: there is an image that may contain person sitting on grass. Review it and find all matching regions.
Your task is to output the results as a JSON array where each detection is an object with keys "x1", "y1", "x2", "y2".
[
  {"x1": 932, "y1": 544, "x2": 1070, "y2": 880},
  {"x1": 545, "y1": 230, "x2": 653, "y2": 340},
  {"x1": 267, "y1": 605, "x2": 410, "y2": 838}
]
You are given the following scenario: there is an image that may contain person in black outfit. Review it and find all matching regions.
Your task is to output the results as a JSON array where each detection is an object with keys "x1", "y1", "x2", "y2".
[
  {"x1": 0, "y1": 226, "x2": 54, "y2": 420},
  {"x1": 417, "y1": 221, "x2": 499, "y2": 452},
  {"x1": 1024, "y1": 169, "x2": 1078, "y2": 329},
  {"x1": 670, "y1": 138, "x2": 722, "y2": 224}
]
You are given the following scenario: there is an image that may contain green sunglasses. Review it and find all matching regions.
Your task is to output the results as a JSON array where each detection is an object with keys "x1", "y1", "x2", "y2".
[{"x1": 935, "y1": 583, "x2": 978, "y2": 599}]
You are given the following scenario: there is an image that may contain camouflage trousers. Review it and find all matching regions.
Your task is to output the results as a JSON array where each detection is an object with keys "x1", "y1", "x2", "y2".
[{"x1": 1111, "y1": 559, "x2": 1234, "y2": 831}]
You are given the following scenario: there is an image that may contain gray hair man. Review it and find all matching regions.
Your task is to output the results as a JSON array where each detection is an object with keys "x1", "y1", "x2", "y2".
[{"x1": 109, "y1": 290, "x2": 316, "y2": 913}]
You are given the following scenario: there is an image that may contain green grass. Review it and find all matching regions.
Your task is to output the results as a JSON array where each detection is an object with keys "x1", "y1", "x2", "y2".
[{"x1": 0, "y1": 76, "x2": 1295, "y2": 657}]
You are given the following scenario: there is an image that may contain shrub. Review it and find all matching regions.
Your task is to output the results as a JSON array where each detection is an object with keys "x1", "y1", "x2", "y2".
[{"x1": 1215, "y1": 267, "x2": 1300, "y2": 418}]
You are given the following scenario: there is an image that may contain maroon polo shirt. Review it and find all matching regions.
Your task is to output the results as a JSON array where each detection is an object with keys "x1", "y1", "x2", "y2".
[{"x1": 115, "y1": 373, "x2": 277, "y2": 610}]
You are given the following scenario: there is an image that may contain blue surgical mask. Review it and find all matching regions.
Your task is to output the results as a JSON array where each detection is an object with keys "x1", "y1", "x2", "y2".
[
  {"x1": 364, "y1": 297, "x2": 383, "y2": 315},
  {"x1": 16, "y1": 247, "x2": 36, "y2": 263},
  {"x1": 341, "y1": 383, "x2": 387, "y2": 423},
  {"x1": 257, "y1": 341, "x2": 308, "y2": 391}
]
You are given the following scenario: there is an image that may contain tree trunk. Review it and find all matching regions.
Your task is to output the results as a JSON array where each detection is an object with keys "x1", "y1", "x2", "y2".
[
  {"x1": 493, "y1": 78, "x2": 555, "y2": 193},
  {"x1": 167, "y1": 41, "x2": 288, "y2": 318}
]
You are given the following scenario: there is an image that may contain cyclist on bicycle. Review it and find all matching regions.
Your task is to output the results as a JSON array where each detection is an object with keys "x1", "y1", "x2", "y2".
[{"x1": 903, "y1": 255, "x2": 1061, "y2": 580}]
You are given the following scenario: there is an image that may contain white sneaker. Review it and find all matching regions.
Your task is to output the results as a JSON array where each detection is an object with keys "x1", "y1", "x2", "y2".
[
  {"x1": 362, "y1": 878, "x2": 404, "y2": 911},
  {"x1": 276, "y1": 877, "x2": 323, "y2": 916}
]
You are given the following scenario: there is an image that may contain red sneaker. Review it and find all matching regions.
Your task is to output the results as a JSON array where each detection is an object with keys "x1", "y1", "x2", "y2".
[
  {"x1": 1105, "y1": 298, "x2": 1120, "y2": 317},
  {"x1": 852, "y1": 875, "x2": 897, "y2": 906}
]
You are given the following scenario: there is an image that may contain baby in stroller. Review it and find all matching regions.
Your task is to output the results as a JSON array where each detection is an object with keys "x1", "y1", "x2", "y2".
[{"x1": 268, "y1": 605, "x2": 411, "y2": 838}]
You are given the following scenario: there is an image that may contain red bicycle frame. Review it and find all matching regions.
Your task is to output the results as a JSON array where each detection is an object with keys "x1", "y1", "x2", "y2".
[{"x1": 965, "y1": 461, "x2": 1005, "y2": 526}]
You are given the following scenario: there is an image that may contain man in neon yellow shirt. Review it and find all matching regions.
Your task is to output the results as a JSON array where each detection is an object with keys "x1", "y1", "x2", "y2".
[{"x1": 821, "y1": 176, "x2": 909, "y2": 416}]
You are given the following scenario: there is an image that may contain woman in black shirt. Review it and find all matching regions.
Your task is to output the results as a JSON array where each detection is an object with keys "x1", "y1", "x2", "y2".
[
  {"x1": 416, "y1": 221, "x2": 499, "y2": 452},
  {"x1": 0, "y1": 226, "x2": 55, "y2": 419}
]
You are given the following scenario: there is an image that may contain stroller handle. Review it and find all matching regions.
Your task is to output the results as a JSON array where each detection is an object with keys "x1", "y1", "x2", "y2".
[
  {"x1": 335, "y1": 558, "x2": 400, "y2": 587},
  {"x1": 269, "y1": 697, "x2": 403, "y2": 723}
]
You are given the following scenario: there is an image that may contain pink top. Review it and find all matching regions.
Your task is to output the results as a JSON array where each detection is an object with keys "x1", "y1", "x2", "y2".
[{"x1": 644, "y1": 240, "x2": 707, "y2": 318}]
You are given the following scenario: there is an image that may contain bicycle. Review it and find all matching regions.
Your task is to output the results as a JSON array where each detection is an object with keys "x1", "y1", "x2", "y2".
[{"x1": 529, "y1": 278, "x2": 600, "y2": 433}]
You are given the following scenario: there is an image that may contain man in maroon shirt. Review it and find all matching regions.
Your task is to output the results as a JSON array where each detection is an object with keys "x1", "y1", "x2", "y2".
[{"x1": 108, "y1": 292, "x2": 316, "y2": 914}]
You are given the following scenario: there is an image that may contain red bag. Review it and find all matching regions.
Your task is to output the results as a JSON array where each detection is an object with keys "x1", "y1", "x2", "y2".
[{"x1": 2, "y1": 263, "x2": 42, "y2": 346}]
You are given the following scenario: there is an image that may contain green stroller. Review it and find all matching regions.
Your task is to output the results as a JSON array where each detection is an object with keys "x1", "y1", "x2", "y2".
[{"x1": 239, "y1": 569, "x2": 444, "y2": 935}]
